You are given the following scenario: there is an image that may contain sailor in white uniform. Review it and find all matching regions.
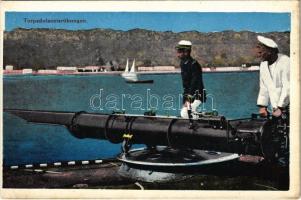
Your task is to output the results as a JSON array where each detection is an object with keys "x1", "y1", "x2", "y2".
[{"x1": 256, "y1": 35, "x2": 290, "y2": 117}]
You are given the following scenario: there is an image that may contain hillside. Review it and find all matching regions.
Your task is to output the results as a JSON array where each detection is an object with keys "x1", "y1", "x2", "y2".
[{"x1": 3, "y1": 28, "x2": 290, "y2": 70}]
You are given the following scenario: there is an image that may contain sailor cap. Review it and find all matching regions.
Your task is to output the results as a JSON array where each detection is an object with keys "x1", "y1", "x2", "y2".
[
  {"x1": 176, "y1": 40, "x2": 192, "y2": 49},
  {"x1": 257, "y1": 35, "x2": 278, "y2": 49}
]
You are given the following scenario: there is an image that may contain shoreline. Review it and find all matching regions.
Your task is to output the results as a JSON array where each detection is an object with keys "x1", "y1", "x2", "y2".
[{"x1": 3, "y1": 66, "x2": 259, "y2": 76}]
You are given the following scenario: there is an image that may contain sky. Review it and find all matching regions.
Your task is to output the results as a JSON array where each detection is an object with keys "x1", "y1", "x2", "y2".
[{"x1": 5, "y1": 12, "x2": 290, "y2": 33}]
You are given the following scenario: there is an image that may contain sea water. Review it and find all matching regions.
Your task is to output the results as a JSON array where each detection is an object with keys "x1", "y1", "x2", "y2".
[{"x1": 3, "y1": 72, "x2": 259, "y2": 165}]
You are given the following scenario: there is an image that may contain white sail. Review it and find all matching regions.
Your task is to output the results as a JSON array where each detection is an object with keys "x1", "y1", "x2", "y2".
[
  {"x1": 124, "y1": 58, "x2": 129, "y2": 73},
  {"x1": 130, "y1": 59, "x2": 136, "y2": 73},
  {"x1": 121, "y1": 58, "x2": 138, "y2": 81}
]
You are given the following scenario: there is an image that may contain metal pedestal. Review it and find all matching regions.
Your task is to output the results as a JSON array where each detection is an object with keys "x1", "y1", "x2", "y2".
[{"x1": 117, "y1": 146, "x2": 239, "y2": 182}]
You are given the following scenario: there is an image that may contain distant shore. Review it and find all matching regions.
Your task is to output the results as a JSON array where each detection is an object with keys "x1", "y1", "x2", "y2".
[
  {"x1": 3, "y1": 66, "x2": 259, "y2": 76},
  {"x1": 4, "y1": 29, "x2": 289, "y2": 70}
]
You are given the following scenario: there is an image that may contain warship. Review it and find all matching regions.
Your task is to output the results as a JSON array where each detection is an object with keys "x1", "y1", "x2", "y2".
[{"x1": 3, "y1": 109, "x2": 289, "y2": 190}]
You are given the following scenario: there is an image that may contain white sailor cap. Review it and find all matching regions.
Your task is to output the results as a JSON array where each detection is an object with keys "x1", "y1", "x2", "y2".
[
  {"x1": 257, "y1": 35, "x2": 278, "y2": 49},
  {"x1": 176, "y1": 40, "x2": 192, "y2": 49}
]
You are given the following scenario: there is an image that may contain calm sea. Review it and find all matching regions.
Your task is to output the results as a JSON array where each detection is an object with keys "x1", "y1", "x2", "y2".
[{"x1": 3, "y1": 72, "x2": 259, "y2": 165}]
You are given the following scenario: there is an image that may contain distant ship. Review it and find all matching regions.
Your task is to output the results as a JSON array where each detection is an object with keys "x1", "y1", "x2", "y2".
[
  {"x1": 121, "y1": 59, "x2": 154, "y2": 84},
  {"x1": 121, "y1": 58, "x2": 138, "y2": 81}
]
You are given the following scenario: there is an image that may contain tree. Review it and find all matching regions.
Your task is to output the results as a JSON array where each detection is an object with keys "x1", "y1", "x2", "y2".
[{"x1": 143, "y1": 59, "x2": 152, "y2": 67}]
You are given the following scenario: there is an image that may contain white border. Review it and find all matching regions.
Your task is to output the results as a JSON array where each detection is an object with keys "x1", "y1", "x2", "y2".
[
  {"x1": 0, "y1": 1, "x2": 299, "y2": 199},
  {"x1": 0, "y1": 1, "x2": 297, "y2": 12}
]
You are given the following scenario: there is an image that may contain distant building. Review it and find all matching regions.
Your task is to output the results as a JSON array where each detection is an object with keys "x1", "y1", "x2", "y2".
[
  {"x1": 5, "y1": 65, "x2": 14, "y2": 70},
  {"x1": 241, "y1": 63, "x2": 260, "y2": 68},
  {"x1": 22, "y1": 69, "x2": 33, "y2": 74},
  {"x1": 77, "y1": 66, "x2": 101, "y2": 72},
  {"x1": 138, "y1": 66, "x2": 175, "y2": 71},
  {"x1": 57, "y1": 66, "x2": 77, "y2": 73},
  {"x1": 37, "y1": 69, "x2": 57, "y2": 74}
]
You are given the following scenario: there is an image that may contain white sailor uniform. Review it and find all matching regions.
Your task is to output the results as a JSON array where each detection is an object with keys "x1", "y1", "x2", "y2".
[{"x1": 257, "y1": 53, "x2": 290, "y2": 110}]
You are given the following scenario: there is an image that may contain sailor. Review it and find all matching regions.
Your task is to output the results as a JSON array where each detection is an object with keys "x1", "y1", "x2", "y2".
[
  {"x1": 176, "y1": 40, "x2": 206, "y2": 118},
  {"x1": 256, "y1": 35, "x2": 290, "y2": 117}
]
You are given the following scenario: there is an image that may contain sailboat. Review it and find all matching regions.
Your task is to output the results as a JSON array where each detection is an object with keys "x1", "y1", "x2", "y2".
[
  {"x1": 121, "y1": 58, "x2": 154, "y2": 84},
  {"x1": 121, "y1": 58, "x2": 138, "y2": 81}
]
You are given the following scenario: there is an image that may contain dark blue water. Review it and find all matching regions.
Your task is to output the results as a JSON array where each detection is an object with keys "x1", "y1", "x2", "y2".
[{"x1": 3, "y1": 72, "x2": 259, "y2": 165}]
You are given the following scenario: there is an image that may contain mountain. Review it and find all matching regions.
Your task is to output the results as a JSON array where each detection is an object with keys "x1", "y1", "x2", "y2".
[{"x1": 3, "y1": 28, "x2": 290, "y2": 70}]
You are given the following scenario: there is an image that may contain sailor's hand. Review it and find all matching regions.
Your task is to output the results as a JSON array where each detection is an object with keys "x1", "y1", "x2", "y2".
[
  {"x1": 259, "y1": 107, "x2": 268, "y2": 117},
  {"x1": 184, "y1": 101, "x2": 190, "y2": 107},
  {"x1": 272, "y1": 108, "x2": 282, "y2": 117}
]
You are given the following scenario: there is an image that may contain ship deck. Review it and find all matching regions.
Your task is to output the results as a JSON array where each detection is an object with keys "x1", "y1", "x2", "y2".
[{"x1": 3, "y1": 159, "x2": 288, "y2": 190}]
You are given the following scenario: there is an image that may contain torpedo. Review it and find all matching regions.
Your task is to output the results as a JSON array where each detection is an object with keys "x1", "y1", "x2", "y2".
[{"x1": 4, "y1": 109, "x2": 289, "y2": 182}]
